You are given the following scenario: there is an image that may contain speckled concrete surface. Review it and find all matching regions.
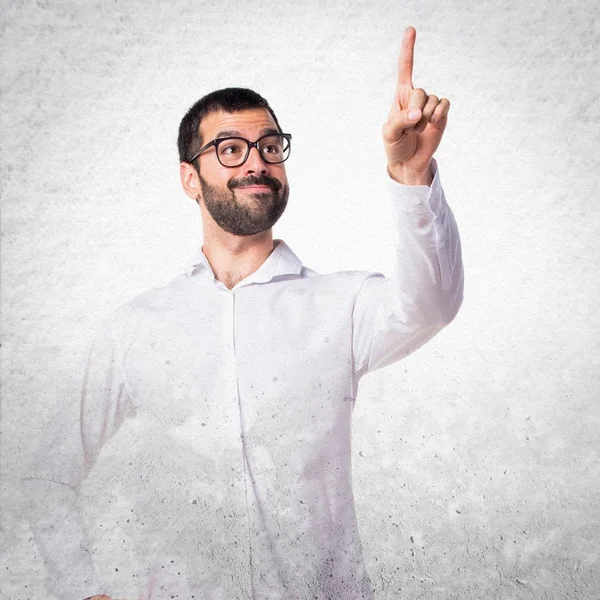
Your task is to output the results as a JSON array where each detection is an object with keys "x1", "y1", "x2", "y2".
[{"x1": 2, "y1": 0, "x2": 599, "y2": 598}]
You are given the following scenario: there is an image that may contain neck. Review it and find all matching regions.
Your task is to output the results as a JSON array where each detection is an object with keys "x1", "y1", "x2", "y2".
[{"x1": 201, "y1": 230, "x2": 279, "y2": 289}]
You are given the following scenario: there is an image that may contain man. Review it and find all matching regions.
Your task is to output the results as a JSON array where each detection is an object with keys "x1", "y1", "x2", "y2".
[{"x1": 21, "y1": 26, "x2": 463, "y2": 600}]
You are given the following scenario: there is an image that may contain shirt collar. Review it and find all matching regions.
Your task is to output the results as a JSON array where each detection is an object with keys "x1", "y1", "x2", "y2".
[{"x1": 187, "y1": 239, "x2": 303, "y2": 286}]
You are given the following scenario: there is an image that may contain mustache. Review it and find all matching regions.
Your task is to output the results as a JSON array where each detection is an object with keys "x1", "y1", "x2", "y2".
[{"x1": 228, "y1": 175, "x2": 282, "y2": 192}]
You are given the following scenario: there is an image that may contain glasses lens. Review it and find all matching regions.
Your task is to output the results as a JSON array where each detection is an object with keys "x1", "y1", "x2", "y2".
[
  {"x1": 216, "y1": 135, "x2": 291, "y2": 166},
  {"x1": 259, "y1": 135, "x2": 290, "y2": 164},
  {"x1": 217, "y1": 139, "x2": 249, "y2": 167}
]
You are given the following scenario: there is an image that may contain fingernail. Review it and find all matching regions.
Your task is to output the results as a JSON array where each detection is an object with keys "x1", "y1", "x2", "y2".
[{"x1": 409, "y1": 109, "x2": 421, "y2": 120}]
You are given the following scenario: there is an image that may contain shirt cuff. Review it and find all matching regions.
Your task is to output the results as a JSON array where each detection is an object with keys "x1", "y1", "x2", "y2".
[{"x1": 387, "y1": 158, "x2": 443, "y2": 216}]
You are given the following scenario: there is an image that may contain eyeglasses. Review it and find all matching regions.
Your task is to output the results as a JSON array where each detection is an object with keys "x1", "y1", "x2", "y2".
[{"x1": 188, "y1": 133, "x2": 292, "y2": 168}]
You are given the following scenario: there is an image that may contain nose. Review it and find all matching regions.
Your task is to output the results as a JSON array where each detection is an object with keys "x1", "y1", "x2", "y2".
[{"x1": 242, "y1": 146, "x2": 269, "y2": 175}]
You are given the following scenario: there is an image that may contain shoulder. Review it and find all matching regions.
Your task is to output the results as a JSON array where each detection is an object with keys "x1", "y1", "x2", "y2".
[
  {"x1": 300, "y1": 265, "x2": 383, "y2": 298},
  {"x1": 124, "y1": 272, "x2": 193, "y2": 312},
  {"x1": 99, "y1": 273, "x2": 193, "y2": 336}
]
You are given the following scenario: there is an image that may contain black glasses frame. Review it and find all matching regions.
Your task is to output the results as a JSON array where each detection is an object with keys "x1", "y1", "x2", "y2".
[{"x1": 187, "y1": 133, "x2": 292, "y2": 167}]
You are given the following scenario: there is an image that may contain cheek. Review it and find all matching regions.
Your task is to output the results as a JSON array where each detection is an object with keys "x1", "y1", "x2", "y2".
[
  {"x1": 273, "y1": 167, "x2": 288, "y2": 185},
  {"x1": 202, "y1": 170, "x2": 235, "y2": 190}
]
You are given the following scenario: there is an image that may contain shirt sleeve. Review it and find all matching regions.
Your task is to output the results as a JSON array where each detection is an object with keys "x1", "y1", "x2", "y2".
[
  {"x1": 19, "y1": 309, "x2": 136, "y2": 600},
  {"x1": 352, "y1": 158, "x2": 464, "y2": 379}
]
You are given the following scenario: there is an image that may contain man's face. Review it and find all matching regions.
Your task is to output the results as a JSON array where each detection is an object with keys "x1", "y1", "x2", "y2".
[{"x1": 195, "y1": 108, "x2": 290, "y2": 236}]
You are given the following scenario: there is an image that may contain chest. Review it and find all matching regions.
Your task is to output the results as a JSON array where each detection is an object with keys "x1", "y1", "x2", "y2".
[{"x1": 122, "y1": 283, "x2": 357, "y2": 441}]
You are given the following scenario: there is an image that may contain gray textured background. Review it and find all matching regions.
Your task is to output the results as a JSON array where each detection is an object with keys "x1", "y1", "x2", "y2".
[{"x1": 2, "y1": 0, "x2": 599, "y2": 598}]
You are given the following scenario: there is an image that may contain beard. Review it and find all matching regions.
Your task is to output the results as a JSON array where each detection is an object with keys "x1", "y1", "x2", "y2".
[{"x1": 198, "y1": 173, "x2": 289, "y2": 236}]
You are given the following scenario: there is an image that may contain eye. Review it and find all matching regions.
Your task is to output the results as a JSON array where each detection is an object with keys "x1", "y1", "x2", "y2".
[{"x1": 219, "y1": 141, "x2": 244, "y2": 156}]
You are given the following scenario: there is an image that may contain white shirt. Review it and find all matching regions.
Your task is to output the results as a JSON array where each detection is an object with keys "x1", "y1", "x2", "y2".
[{"x1": 21, "y1": 158, "x2": 463, "y2": 600}]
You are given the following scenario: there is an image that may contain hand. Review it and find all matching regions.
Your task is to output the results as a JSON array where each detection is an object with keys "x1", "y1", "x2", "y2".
[{"x1": 382, "y1": 26, "x2": 450, "y2": 185}]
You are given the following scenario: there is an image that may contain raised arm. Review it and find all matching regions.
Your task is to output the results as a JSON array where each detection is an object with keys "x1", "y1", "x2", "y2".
[{"x1": 352, "y1": 26, "x2": 463, "y2": 379}]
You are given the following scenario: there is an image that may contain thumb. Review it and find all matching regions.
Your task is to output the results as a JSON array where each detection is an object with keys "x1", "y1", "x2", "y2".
[
  {"x1": 403, "y1": 108, "x2": 422, "y2": 127},
  {"x1": 384, "y1": 107, "x2": 422, "y2": 142}
]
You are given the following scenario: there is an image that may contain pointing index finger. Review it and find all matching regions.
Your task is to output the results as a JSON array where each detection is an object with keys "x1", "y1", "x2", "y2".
[{"x1": 398, "y1": 26, "x2": 416, "y2": 88}]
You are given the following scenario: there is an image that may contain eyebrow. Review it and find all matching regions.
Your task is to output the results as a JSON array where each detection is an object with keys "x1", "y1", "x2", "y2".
[{"x1": 213, "y1": 127, "x2": 280, "y2": 139}]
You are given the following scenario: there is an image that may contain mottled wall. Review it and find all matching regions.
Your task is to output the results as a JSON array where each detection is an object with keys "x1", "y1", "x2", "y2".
[{"x1": 2, "y1": 0, "x2": 598, "y2": 598}]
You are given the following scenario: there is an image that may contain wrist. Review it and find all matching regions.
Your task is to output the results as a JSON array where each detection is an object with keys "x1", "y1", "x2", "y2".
[{"x1": 387, "y1": 161, "x2": 433, "y2": 186}]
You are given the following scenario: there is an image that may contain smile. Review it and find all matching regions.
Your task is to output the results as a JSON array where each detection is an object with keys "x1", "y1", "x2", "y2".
[{"x1": 238, "y1": 185, "x2": 272, "y2": 192}]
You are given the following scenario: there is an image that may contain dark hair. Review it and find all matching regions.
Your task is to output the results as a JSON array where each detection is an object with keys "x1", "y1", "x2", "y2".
[{"x1": 177, "y1": 87, "x2": 282, "y2": 166}]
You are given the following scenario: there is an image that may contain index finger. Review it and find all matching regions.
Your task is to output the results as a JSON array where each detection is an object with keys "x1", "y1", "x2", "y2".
[{"x1": 398, "y1": 26, "x2": 416, "y2": 88}]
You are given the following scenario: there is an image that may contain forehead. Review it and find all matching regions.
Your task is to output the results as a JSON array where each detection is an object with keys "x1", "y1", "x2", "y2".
[{"x1": 200, "y1": 108, "x2": 278, "y2": 141}]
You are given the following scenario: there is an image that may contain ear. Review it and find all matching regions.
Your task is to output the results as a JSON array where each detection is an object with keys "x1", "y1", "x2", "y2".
[{"x1": 180, "y1": 162, "x2": 201, "y2": 200}]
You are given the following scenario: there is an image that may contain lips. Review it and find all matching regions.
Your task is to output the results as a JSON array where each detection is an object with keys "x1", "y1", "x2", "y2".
[{"x1": 238, "y1": 185, "x2": 272, "y2": 192}]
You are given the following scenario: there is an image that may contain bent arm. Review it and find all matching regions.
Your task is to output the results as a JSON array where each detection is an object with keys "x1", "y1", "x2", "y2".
[
  {"x1": 20, "y1": 311, "x2": 135, "y2": 600},
  {"x1": 352, "y1": 158, "x2": 463, "y2": 379}
]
